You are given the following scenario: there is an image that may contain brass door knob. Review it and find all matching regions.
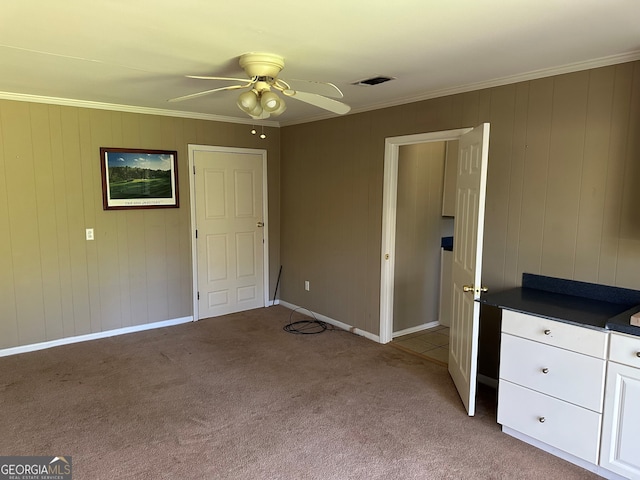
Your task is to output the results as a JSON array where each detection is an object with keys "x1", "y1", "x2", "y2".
[{"x1": 463, "y1": 285, "x2": 489, "y2": 293}]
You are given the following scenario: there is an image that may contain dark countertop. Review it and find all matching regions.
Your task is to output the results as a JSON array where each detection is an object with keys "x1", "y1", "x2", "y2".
[
  {"x1": 480, "y1": 274, "x2": 640, "y2": 336},
  {"x1": 605, "y1": 306, "x2": 640, "y2": 336}
]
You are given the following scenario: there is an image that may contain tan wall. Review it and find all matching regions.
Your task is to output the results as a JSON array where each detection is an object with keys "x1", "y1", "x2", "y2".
[
  {"x1": 0, "y1": 100, "x2": 280, "y2": 349},
  {"x1": 394, "y1": 142, "x2": 448, "y2": 332},
  {"x1": 280, "y1": 62, "x2": 640, "y2": 372}
]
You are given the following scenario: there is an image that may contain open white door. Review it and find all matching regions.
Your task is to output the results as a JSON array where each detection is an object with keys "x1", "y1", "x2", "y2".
[{"x1": 448, "y1": 123, "x2": 490, "y2": 416}]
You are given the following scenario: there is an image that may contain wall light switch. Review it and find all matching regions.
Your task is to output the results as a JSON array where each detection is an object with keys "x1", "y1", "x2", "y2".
[
  {"x1": 86, "y1": 228, "x2": 94, "y2": 241},
  {"x1": 304, "y1": 281, "x2": 310, "y2": 291}
]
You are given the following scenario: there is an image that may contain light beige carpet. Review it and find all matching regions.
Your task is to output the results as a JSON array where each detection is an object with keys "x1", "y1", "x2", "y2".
[{"x1": 0, "y1": 306, "x2": 599, "y2": 479}]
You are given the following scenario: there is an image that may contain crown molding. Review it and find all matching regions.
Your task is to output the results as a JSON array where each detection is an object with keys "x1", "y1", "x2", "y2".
[
  {"x1": 2, "y1": 51, "x2": 639, "y2": 129},
  {"x1": 280, "y1": 51, "x2": 640, "y2": 127},
  {"x1": 0, "y1": 91, "x2": 280, "y2": 127}
]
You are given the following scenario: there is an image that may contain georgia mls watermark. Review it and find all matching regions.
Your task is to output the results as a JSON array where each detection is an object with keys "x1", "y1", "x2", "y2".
[{"x1": 0, "y1": 456, "x2": 72, "y2": 480}]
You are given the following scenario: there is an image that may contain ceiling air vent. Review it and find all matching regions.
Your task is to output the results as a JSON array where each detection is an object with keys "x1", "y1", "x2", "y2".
[{"x1": 352, "y1": 75, "x2": 395, "y2": 86}]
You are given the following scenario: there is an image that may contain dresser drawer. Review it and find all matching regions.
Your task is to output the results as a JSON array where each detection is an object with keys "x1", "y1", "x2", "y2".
[
  {"x1": 498, "y1": 380, "x2": 601, "y2": 463},
  {"x1": 609, "y1": 332, "x2": 640, "y2": 368},
  {"x1": 500, "y1": 333, "x2": 606, "y2": 412},
  {"x1": 502, "y1": 310, "x2": 607, "y2": 358}
]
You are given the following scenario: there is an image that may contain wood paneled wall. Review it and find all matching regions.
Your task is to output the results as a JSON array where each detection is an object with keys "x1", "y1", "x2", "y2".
[
  {"x1": 280, "y1": 62, "x2": 640, "y2": 343},
  {"x1": 0, "y1": 100, "x2": 280, "y2": 349}
]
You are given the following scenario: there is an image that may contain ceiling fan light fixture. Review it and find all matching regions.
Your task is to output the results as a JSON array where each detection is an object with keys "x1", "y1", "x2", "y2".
[
  {"x1": 260, "y1": 90, "x2": 282, "y2": 112},
  {"x1": 173, "y1": 52, "x2": 350, "y2": 118},
  {"x1": 269, "y1": 98, "x2": 286, "y2": 116},
  {"x1": 248, "y1": 103, "x2": 263, "y2": 117},
  {"x1": 237, "y1": 90, "x2": 259, "y2": 113}
]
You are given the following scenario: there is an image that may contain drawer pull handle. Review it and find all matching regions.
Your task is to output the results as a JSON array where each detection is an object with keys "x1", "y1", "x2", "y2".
[
  {"x1": 636, "y1": 352, "x2": 640, "y2": 358},
  {"x1": 543, "y1": 329, "x2": 551, "y2": 336},
  {"x1": 541, "y1": 368, "x2": 549, "y2": 374},
  {"x1": 539, "y1": 417, "x2": 546, "y2": 423}
]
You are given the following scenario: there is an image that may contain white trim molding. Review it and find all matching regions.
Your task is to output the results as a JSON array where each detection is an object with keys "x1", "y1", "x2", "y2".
[
  {"x1": 3, "y1": 51, "x2": 638, "y2": 129},
  {"x1": 0, "y1": 91, "x2": 280, "y2": 127},
  {"x1": 379, "y1": 128, "x2": 472, "y2": 344},
  {"x1": 0, "y1": 316, "x2": 193, "y2": 358},
  {"x1": 279, "y1": 301, "x2": 380, "y2": 343},
  {"x1": 281, "y1": 50, "x2": 640, "y2": 126},
  {"x1": 392, "y1": 321, "x2": 440, "y2": 338}
]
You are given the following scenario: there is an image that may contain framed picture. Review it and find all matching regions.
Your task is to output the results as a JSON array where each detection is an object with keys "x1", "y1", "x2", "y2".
[{"x1": 100, "y1": 147, "x2": 179, "y2": 210}]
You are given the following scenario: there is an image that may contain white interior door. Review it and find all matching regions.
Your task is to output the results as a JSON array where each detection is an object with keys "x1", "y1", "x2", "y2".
[
  {"x1": 192, "y1": 147, "x2": 267, "y2": 319},
  {"x1": 448, "y1": 123, "x2": 490, "y2": 416}
]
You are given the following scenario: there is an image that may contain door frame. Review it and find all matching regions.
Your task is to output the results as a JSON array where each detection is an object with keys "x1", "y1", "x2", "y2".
[
  {"x1": 379, "y1": 128, "x2": 472, "y2": 344},
  {"x1": 188, "y1": 144, "x2": 270, "y2": 321}
]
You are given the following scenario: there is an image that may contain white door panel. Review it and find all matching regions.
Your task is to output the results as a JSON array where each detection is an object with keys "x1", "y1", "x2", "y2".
[
  {"x1": 192, "y1": 147, "x2": 267, "y2": 319},
  {"x1": 206, "y1": 234, "x2": 228, "y2": 281},
  {"x1": 448, "y1": 123, "x2": 490, "y2": 416}
]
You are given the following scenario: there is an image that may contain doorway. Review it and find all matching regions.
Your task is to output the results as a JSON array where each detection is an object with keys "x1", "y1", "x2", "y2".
[
  {"x1": 188, "y1": 145, "x2": 270, "y2": 320},
  {"x1": 379, "y1": 128, "x2": 472, "y2": 344},
  {"x1": 391, "y1": 140, "x2": 454, "y2": 365},
  {"x1": 380, "y1": 124, "x2": 490, "y2": 416}
]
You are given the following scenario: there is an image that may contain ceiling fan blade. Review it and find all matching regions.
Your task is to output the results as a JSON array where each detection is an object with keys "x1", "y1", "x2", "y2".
[
  {"x1": 284, "y1": 79, "x2": 344, "y2": 98},
  {"x1": 186, "y1": 75, "x2": 253, "y2": 83},
  {"x1": 168, "y1": 84, "x2": 246, "y2": 103},
  {"x1": 286, "y1": 90, "x2": 351, "y2": 115}
]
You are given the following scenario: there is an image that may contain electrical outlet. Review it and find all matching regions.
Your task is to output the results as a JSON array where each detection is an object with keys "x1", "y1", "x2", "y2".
[
  {"x1": 86, "y1": 228, "x2": 94, "y2": 241},
  {"x1": 304, "y1": 281, "x2": 310, "y2": 291}
]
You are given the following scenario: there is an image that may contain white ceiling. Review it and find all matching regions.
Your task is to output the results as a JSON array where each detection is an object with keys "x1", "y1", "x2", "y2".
[{"x1": 1, "y1": 0, "x2": 639, "y2": 126}]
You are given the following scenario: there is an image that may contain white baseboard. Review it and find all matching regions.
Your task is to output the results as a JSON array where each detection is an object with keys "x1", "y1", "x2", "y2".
[
  {"x1": 501, "y1": 426, "x2": 626, "y2": 480},
  {"x1": 278, "y1": 302, "x2": 500, "y2": 389},
  {"x1": 279, "y1": 301, "x2": 380, "y2": 343},
  {"x1": 0, "y1": 316, "x2": 194, "y2": 358},
  {"x1": 392, "y1": 321, "x2": 440, "y2": 338}
]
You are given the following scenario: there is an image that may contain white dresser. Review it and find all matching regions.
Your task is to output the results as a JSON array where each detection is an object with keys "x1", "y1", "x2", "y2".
[
  {"x1": 497, "y1": 309, "x2": 640, "y2": 479},
  {"x1": 600, "y1": 332, "x2": 640, "y2": 479},
  {"x1": 498, "y1": 309, "x2": 608, "y2": 464}
]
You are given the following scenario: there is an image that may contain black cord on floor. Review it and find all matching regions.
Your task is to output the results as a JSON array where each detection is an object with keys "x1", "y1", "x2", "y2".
[{"x1": 283, "y1": 307, "x2": 333, "y2": 334}]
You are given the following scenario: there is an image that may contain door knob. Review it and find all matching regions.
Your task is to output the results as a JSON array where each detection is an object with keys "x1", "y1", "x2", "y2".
[
  {"x1": 463, "y1": 285, "x2": 489, "y2": 293},
  {"x1": 257, "y1": 222, "x2": 264, "y2": 227}
]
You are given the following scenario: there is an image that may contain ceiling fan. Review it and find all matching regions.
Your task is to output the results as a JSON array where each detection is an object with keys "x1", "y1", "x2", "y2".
[{"x1": 169, "y1": 52, "x2": 351, "y2": 119}]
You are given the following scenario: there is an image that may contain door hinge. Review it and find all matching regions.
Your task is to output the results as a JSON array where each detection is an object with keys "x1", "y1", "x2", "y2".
[
  {"x1": 193, "y1": 165, "x2": 196, "y2": 174},
  {"x1": 197, "y1": 291, "x2": 200, "y2": 300},
  {"x1": 195, "y1": 229, "x2": 198, "y2": 239}
]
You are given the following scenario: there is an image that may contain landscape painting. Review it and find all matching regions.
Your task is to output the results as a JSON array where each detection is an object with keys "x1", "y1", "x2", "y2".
[{"x1": 100, "y1": 148, "x2": 179, "y2": 210}]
